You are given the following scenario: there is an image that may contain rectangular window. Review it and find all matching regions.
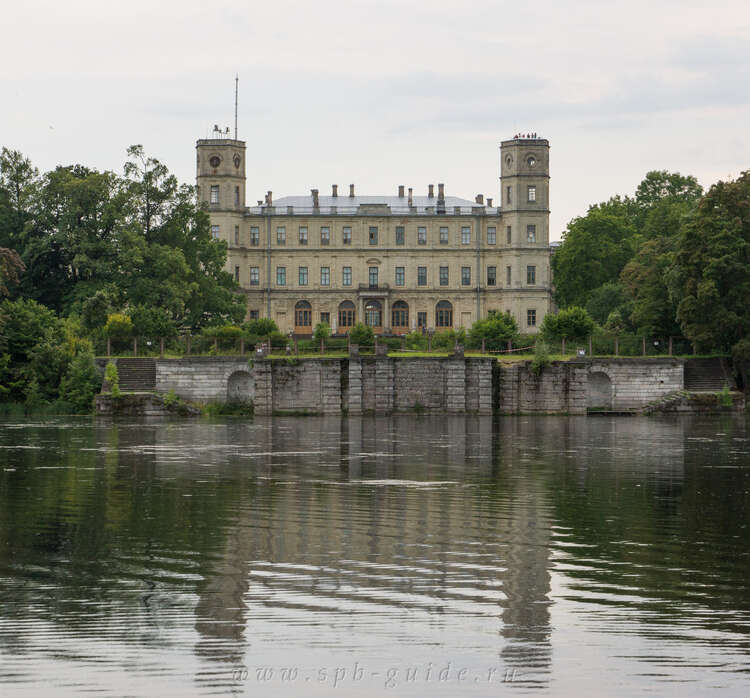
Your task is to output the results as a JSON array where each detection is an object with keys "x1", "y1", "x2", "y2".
[
  {"x1": 249, "y1": 310, "x2": 259, "y2": 320},
  {"x1": 320, "y1": 226, "x2": 330, "y2": 245},
  {"x1": 417, "y1": 311, "x2": 427, "y2": 328},
  {"x1": 299, "y1": 226, "x2": 308, "y2": 245},
  {"x1": 527, "y1": 309, "x2": 537, "y2": 327},
  {"x1": 235, "y1": 186, "x2": 240, "y2": 206},
  {"x1": 320, "y1": 266, "x2": 330, "y2": 286},
  {"x1": 234, "y1": 225, "x2": 240, "y2": 245},
  {"x1": 528, "y1": 185, "x2": 536, "y2": 202},
  {"x1": 342, "y1": 266, "x2": 352, "y2": 286},
  {"x1": 527, "y1": 265, "x2": 536, "y2": 285},
  {"x1": 506, "y1": 185, "x2": 512, "y2": 204},
  {"x1": 342, "y1": 226, "x2": 352, "y2": 244},
  {"x1": 487, "y1": 266, "x2": 496, "y2": 286},
  {"x1": 395, "y1": 226, "x2": 405, "y2": 245},
  {"x1": 395, "y1": 266, "x2": 405, "y2": 286},
  {"x1": 461, "y1": 226, "x2": 471, "y2": 244},
  {"x1": 369, "y1": 226, "x2": 378, "y2": 245},
  {"x1": 461, "y1": 266, "x2": 471, "y2": 285},
  {"x1": 506, "y1": 266, "x2": 512, "y2": 286},
  {"x1": 368, "y1": 266, "x2": 378, "y2": 287},
  {"x1": 527, "y1": 224, "x2": 536, "y2": 243},
  {"x1": 487, "y1": 226, "x2": 496, "y2": 245},
  {"x1": 417, "y1": 226, "x2": 427, "y2": 245},
  {"x1": 276, "y1": 226, "x2": 286, "y2": 245},
  {"x1": 506, "y1": 225, "x2": 512, "y2": 244},
  {"x1": 320, "y1": 312, "x2": 330, "y2": 326},
  {"x1": 440, "y1": 266, "x2": 449, "y2": 286},
  {"x1": 299, "y1": 266, "x2": 308, "y2": 286},
  {"x1": 250, "y1": 226, "x2": 259, "y2": 245},
  {"x1": 211, "y1": 225, "x2": 220, "y2": 240},
  {"x1": 276, "y1": 266, "x2": 286, "y2": 286},
  {"x1": 439, "y1": 226, "x2": 449, "y2": 244},
  {"x1": 210, "y1": 185, "x2": 219, "y2": 204},
  {"x1": 250, "y1": 267, "x2": 259, "y2": 286},
  {"x1": 417, "y1": 266, "x2": 427, "y2": 286},
  {"x1": 234, "y1": 266, "x2": 240, "y2": 282}
]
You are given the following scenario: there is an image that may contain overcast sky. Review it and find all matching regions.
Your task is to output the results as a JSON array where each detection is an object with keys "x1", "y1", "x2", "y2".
[{"x1": 3, "y1": 0, "x2": 748, "y2": 238}]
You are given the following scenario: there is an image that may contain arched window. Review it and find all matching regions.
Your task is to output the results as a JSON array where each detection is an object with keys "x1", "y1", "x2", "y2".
[
  {"x1": 338, "y1": 300, "x2": 355, "y2": 328},
  {"x1": 392, "y1": 300, "x2": 409, "y2": 328},
  {"x1": 365, "y1": 300, "x2": 382, "y2": 327},
  {"x1": 436, "y1": 300, "x2": 453, "y2": 328},
  {"x1": 294, "y1": 300, "x2": 312, "y2": 327}
]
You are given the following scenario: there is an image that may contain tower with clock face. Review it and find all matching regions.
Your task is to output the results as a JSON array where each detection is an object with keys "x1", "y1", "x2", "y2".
[
  {"x1": 196, "y1": 136, "x2": 246, "y2": 212},
  {"x1": 498, "y1": 135, "x2": 551, "y2": 324},
  {"x1": 196, "y1": 135, "x2": 247, "y2": 261}
]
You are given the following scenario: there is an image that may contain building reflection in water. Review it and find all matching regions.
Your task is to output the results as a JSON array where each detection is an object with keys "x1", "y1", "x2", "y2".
[{"x1": 189, "y1": 415, "x2": 562, "y2": 689}]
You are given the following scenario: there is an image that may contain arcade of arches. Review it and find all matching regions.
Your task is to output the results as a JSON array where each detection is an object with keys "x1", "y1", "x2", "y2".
[{"x1": 291, "y1": 299, "x2": 454, "y2": 336}]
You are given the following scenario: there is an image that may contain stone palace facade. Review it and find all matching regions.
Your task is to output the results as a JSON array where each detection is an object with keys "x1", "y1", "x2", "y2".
[{"x1": 196, "y1": 134, "x2": 552, "y2": 336}]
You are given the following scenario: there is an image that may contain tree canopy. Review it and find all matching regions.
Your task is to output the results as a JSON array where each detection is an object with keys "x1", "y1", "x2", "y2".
[{"x1": 672, "y1": 171, "x2": 750, "y2": 351}]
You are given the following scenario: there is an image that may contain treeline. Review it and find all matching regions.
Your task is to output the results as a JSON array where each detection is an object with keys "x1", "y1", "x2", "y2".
[
  {"x1": 550, "y1": 169, "x2": 750, "y2": 362},
  {"x1": 0, "y1": 145, "x2": 245, "y2": 412}
]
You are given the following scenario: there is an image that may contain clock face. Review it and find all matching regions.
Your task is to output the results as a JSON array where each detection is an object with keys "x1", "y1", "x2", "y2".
[
  {"x1": 233, "y1": 153, "x2": 241, "y2": 168},
  {"x1": 209, "y1": 156, "x2": 221, "y2": 168},
  {"x1": 505, "y1": 155, "x2": 513, "y2": 168},
  {"x1": 527, "y1": 155, "x2": 536, "y2": 168}
]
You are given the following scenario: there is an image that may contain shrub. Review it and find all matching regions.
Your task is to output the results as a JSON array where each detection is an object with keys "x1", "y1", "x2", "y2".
[
  {"x1": 432, "y1": 328, "x2": 465, "y2": 351},
  {"x1": 104, "y1": 313, "x2": 133, "y2": 342},
  {"x1": 242, "y1": 318, "x2": 278, "y2": 337},
  {"x1": 349, "y1": 322, "x2": 374, "y2": 346},
  {"x1": 163, "y1": 389, "x2": 178, "y2": 407},
  {"x1": 313, "y1": 322, "x2": 331, "y2": 344},
  {"x1": 58, "y1": 348, "x2": 100, "y2": 413},
  {"x1": 381, "y1": 337, "x2": 402, "y2": 351},
  {"x1": 540, "y1": 306, "x2": 595, "y2": 341},
  {"x1": 468, "y1": 311, "x2": 519, "y2": 351},
  {"x1": 718, "y1": 384, "x2": 733, "y2": 408},
  {"x1": 530, "y1": 340, "x2": 551, "y2": 376},
  {"x1": 104, "y1": 361, "x2": 120, "y2": 397},
  {"x1": 404, "y1": 331, "x2": 427, "y2": 350}
]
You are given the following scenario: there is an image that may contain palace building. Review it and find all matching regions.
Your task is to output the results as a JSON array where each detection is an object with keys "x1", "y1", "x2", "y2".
[{"x1": 196, "y1": 134, "x2": 552, "y2": 336}]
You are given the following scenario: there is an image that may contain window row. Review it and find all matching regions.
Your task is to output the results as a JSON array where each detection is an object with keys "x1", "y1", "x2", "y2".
[
  {"x1": 288, "y1": 300, "x2": 539, "y2": 331},
  {"x1": 292, "y1": 299, "x2": 456, "y2": 330},
  {"x1": 213, "y1": 223, "x2": 539, "y2": 246},
  {"x1": 244, "y1": 264, "x2": 539, "y2": 287}
]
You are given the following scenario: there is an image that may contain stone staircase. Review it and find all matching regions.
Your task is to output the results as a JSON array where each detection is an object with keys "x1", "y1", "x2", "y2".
[
  {"x1": 116, "y1": 358, "x2": 157, "y2": 392},
  {"x1": 683, "y1": 358, "x2": 734, "y2": 391}
]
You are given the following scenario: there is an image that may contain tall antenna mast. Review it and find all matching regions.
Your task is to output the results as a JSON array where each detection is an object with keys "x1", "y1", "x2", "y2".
[{"x1": 234, "y1": 74, "x2": 239, "y2": 140}]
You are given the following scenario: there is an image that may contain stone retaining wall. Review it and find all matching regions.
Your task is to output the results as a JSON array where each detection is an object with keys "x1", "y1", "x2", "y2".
[
  {"x1": 132, "y1": 355, "x2": 689, "y2": 416},
  {"x1": 496, "y1": 358, "x2": 684, "y2": 414},
  {"x1": 254, "y1": 356, "x2": 494, "y2": 416},
  {"x1": 155, "y1": 357, "x2": 253, "y2": 402}
]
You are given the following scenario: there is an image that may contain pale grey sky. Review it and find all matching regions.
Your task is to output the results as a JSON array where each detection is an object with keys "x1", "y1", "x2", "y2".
[{"x1": 3, "y1": 0, "x2": 749, "y2": 238}]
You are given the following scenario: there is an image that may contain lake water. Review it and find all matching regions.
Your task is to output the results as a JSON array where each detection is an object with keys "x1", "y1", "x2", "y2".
[{"x1": 0, "y1": 415, "x2": 749, "y2": 697}]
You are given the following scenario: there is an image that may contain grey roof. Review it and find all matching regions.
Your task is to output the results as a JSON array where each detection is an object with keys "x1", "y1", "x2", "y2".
[{"x1": 247, "y1": 194, "x2": 499, "y2": 216}]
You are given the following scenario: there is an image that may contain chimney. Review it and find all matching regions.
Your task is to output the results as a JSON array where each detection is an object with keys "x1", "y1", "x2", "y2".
[
  {"x1": 428, "y1": 184, "x2": 434, "y2": 198},
  {"x1": 349, "y1": 183, "x2": 355, "y2": 197},
  {"x1": 332, "y1": 184, "x2": 338, "y2": 197},
  {"x1": 311, "y1": 188, "x2": 319, "y2": 209},
  {"x1": 475, "y1": 194, "x2": 484, "y2": 204},
  {"x1": 408, "y1": 187, "x2": 413, "y2": 206},
  {"x1": 487, "y1": 197, "x2": 493, "y2": 207},
  {"x1": 266, "y1": 190, "x2": 273, "y2": 205},
  {"x1": 398, "y1": 185, "x2": 405, "y2": 198},
  {"x1": 438, "y1": 183, "x2": 445, "y2": 201}
]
